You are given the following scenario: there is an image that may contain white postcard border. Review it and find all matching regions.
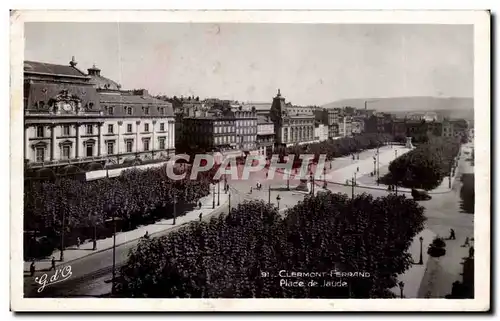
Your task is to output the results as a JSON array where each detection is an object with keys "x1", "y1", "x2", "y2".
[{"x1": 10, "y1": 10, "x2": 490, "y2": 312}]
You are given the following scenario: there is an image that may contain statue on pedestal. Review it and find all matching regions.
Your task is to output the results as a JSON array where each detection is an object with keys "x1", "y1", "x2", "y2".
[{"x1": 405, "y1": 137, "x2": 414, "y2": 149}]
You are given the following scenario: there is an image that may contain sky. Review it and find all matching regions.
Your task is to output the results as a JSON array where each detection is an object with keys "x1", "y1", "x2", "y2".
[{"x1": 24, "y1": 22, "x2": 473, "y2": 106}]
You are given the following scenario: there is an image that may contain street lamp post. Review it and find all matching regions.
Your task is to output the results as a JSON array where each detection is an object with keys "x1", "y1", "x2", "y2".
[
  {"x1": 376, "y1": 146, "x2": 380, "y2": 185},
  {"x1": 373, "y1": 157, "x2": 376, "y2": 176},
  {"x1": 449, "y1": 167, "x2": 452, "y2": 189},
  {"x1": 217, "y1": 180, "x2": 220, "y2": 206},
  {"x1": 224, "y1": 175, "x2": 228, "y2": 194},
  {"x1": 418, "y1": 236, "x2": 424, "y2": 265},
  {"x1": 173, "y1": 195, "x2": 177, "y2": 225},
  {"x1": 268, "y1": 185, "x2": 271, "y2": 204},
  {"x1": 323, "y1": 167, "x2": 327, "y2": 189},
  {"x1": 398, "y1": 281, "x2": 405, "y2": 298},
  {"x1": 104, "y1": 214, "x2": 122, "y2": 296},
  {"x1": 60, "y1": 211, "x2": 66, "y2": 262},
  {"x1": 212, "y1": 185, "x2": 216, "y2": 209},
  {"x1": 228, "y1": 192, "x2": 231, "y2": 212},
  {"x1": 310, "y1": 174, "x2": 314, "y2": 195},
  {"x1": 276, "y1": 195, "x2": 281, "y2": 209},
  {"x1": 351, "y1": 172, "x2": 356, "y2": 200}
]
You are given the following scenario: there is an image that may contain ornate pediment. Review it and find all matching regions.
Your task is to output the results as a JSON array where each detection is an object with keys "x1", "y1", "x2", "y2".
[{"x1": 47, "y1": 90, "x2": 83, "y2": 115}]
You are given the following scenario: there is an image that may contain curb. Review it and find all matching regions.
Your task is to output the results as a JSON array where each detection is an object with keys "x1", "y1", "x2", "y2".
[{"x1": 25, "y1": 192, "x2": 229, "y2": 272}]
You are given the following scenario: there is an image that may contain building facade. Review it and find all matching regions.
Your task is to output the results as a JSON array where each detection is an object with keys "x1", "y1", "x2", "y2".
[
  {"x1": 232, "y1": 105, "x2": 257, "y2": 152},
  {"x1": 24, "y1": 58, "x2": 175, "y2": 174},
  {"x1": 314, "y1": 123, "x2": 329, "y2": 142},
  {"x1": 269, "y1": 89, "x2": 315, "y2": 147},
  {"x1": 256, "y1": 115, "x2": 275, "y2": 156},
  {"x1": 338, "y1": 116, "x2": 353, "y2": 137},
  {"x1": 182, "y1": 113, "x2": 237, "y2": 153}
]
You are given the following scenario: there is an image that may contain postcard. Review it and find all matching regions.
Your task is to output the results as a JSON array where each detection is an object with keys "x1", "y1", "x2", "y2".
[{"x1": 10, "y1": 10, "x2": 490, "y2": 312}]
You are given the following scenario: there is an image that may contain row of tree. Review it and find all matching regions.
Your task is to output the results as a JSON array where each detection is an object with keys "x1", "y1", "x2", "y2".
[
  {"x1": 24, "y1": 165, "x2": 217, "y2": 259},
  {"x1": 116, "y1": 191, "x2": 426, "y2": 298},
  {"x1": 274, "y1": 133, "x2": 393, "y2": 165},
  {"x1": 383, "y1": 137, "x2": 462, "y2": 190}
]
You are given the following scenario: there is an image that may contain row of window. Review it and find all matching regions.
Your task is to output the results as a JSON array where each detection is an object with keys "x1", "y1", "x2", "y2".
[
  {"x1": 235, "y1": 120, "x2": 257, "y2": 127},
  {"x1": 34, "y1": 122, "x2": 169, "y2": 138},
  {"x1": 237, "y1": 127, "x2": 257, "y2": 135},
  {"x1": 103, "y1": 106, "x2": 168, "y2": 116},
  {"x1": 215, "y1": 136, "x2": 235, "y2": 145},
  {"x1": 33, "y1": 137, "x2": 168, "y2": 162}
]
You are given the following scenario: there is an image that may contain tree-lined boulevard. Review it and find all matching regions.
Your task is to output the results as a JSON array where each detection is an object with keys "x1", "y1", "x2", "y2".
[{"x1": 23, "y1": 138, "x2": 474, "y2": 298}]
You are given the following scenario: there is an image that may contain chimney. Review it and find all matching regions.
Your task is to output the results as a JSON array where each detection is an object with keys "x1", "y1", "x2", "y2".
[{"x1": 69, "y1": 56, "x2": 77, "y2": 67}]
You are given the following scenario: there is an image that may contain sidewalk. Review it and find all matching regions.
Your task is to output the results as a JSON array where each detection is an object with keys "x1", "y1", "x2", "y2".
[
  {"x1": 390, "y1": 229, "x2": 436, "y2": 298},
  {"x1": 24, "y1": 183, "x2": 229, "y2": 271}
]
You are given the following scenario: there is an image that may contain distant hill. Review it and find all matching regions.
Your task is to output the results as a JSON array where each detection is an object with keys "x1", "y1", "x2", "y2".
[{"x1": 322, "y1": 96, "x2": 474, "y2": 121}]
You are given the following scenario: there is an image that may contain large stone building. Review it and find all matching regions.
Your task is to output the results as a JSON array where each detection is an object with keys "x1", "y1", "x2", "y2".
[
  {"x1": 182, "y1": 111, "x2": 237, "y2": 153},
  {"x1": 269, "y1": 89, "x2": 315, "y2": 147},
  {"x1": 231, "y1": 105, "x2": 257, "y2": 152},
  {"x1": 24, "y1": 57, "x2": 175, "y2": 174}
]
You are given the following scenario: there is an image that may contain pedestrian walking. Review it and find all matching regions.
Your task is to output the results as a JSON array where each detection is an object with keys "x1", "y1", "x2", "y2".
[
  {"x1": 76, "y1": 237, "x2": 81, "y2": 249},
  {"x1": 198, "y1": 201, "x2": 202, "y2": 209},
  {"x1": 30, "y1": 260, "x2": 36, "y2": 277},
  {"x1": 463, "y1": 237, "x2": 470, "y2": 247},
  {"x1": 357, "y1": 167, "x2": 359, "y2": 172},
  {"x1": 50, "y1": 256, "x2": 56, "y2": 271},
  {"x1": 144, "y1": 231, "x2": 149, "y2": 239},
  {"x1": 250, "y1": 187, "x2": 253, "y2": 194},
  {"x1": 199, "y1": 212, "x2": 202, "y2": 222},
  {"x1": 449, "y1": 228, "x2": 456, "y2": 240},
  {"x1": 469, "y1": 246, "x2": 474, "y2": 258}
]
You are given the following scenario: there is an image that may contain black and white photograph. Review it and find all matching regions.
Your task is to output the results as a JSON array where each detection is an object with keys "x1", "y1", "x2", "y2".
[{"x1": 10, "y1": 10, "x2": 490, "y2": 311}]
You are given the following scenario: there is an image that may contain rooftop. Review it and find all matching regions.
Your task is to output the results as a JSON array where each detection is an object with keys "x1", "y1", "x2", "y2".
[{"x1": 24, "y1": 60, "x2": 88, "y2": 78}]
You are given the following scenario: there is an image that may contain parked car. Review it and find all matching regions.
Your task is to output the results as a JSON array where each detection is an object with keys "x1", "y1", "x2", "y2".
[{"x1": 411, "y1": 188, "x2": 432, "y2": 201}]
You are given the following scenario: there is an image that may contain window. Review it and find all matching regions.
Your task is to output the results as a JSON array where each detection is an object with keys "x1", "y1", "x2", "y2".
[
  {"x1": 36, "y1": 126, "x2": 44, "y2": 138},
  {"x1": 108, "y1": 107, "x2": 114, "y2": 115},
  {"x1": 159, "y1": 107, "x2": 165, "y2": 115},
  {"x1": 145, "y1": 107, "x2": 150, "y2": 115},
  {"x1": 63, "y1": 125, "x2": 70, "y2": 136},
  {"x1": 144, "y1": 123, "x2": 149, "y2": 132},
  {"x1": 160, "y1": 123, "x2": 165, "y2": 131},
  {"x1": 107, "y1": 142, "x2": 114, "y2": 155},
  {"x1": 127, "y1": 107, "x2": 132, "y2": 115},
  {"x1": 35, "y1": 147, "x2": 45, "y2": 162},
  {"x1": 86, "y1": 125, "x2": 93, "y2": 135},
  {"x1": 127, "y1": 124, "x2": 132, "y2": 133},
  {"x1": 159, "y1": 138, "x2": 165, "y2": 150},
  {"x1": 86, "y1": 144, "x2": 93, "y2": 157},
  {"x1": 62, "y1": 145, "x2": 70, "y2": 160},
  {"x1": 144, "y1": 139, "x2": 150, "y2": 151},
  {"x1": 126, "y1": 140, "x2": 133, "y2": 153},
  {"x1": 108, "y1": 124, "x2": 114, "y2": 134}
]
